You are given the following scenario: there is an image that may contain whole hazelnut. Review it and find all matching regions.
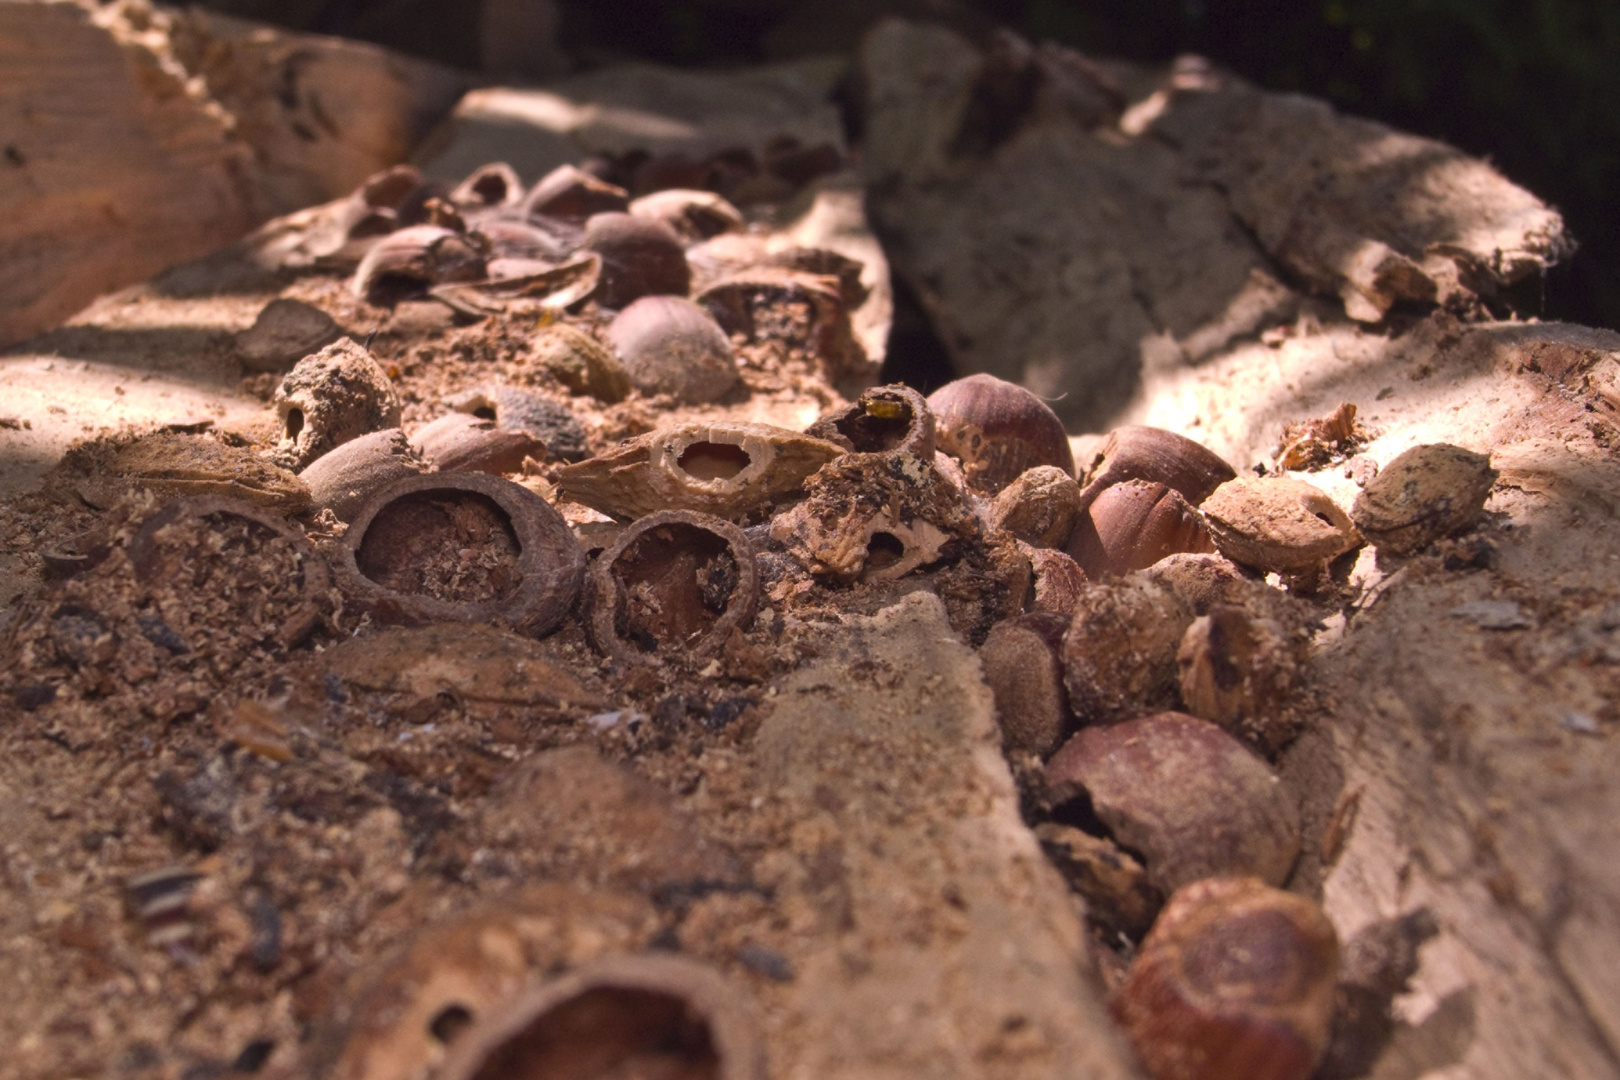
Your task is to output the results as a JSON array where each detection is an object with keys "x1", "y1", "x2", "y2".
[
  {"x1": 1044, "y1": 712, "x2": 1301, "y2": 893},
  {"x1": 299, "y1": 428, "x2": 425, "y2": 521},
  {"x1": 1111, "y1": 876, "x2": 1340, "y2": 1080},
  {"x1": 408, "y1": 413, "x2": 546, "y2": 475},
  {"x1": 607, "y1": 296, "x2": 739, "y2": 405},
  {"x1": 1350, "y1": 443, "x2": 1495, "y2": 555},
  {"x1": 1200, "y1": 477, "x2": 1361, "y2": 575},
  {"x1": 583, "y1": 212, "x2": 691, "y2": 309},
  {"x1": 979, "y1": 611, "x2": 1073, "y2": 757},
  {"x1": 927, "y1": 374, "x2": 1075, "y2": 494},
  {"x1": 1077, "y1": 425, "x2": 1236, "y2": 509},
  {"x1": 1061, "y1": 578, "x2": 1193, "y2": 725},
  {"x1": 1066, "y1": 479, "x2": 1214, "y2": 578}
]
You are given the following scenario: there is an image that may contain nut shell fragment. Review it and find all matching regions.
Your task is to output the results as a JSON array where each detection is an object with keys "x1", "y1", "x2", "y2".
[
  {"x1": 1045, "y1": 712, "x2": 1301, "y2": 893},
  {"x1": 410, "y1": 413, "x2": 547, "y2": 474},
  {"x1": 1201, "y1": 477, "x2": 1360, "y2": 573},
  {"x1": 1077, "y1": 425, "x2": 1236, "y2": 510},
  {"x1": 336, "y1": 472, "x2": 585, "y2": 635},
  {"x1": 587, "y1": 510, "x2": 758, "y2": 664},
  {"x1": 81, "y1": 432, "x2": 310, "y2": 511},
  {"x1": 557, "y1": 422, "x2": 844, "y2": 522},
  {"x1": 1178, "y1": 602, "x2": 1311, "y2": 755},
  {"x1": 629, "y1": 188, "x2": 744, "y2": 243},
  {"x1": 805, "y1": 383, "x2": 934, "y2": 459},
  {"x1": 1350, "y1": 443, "x2": 1496, "y2": 555},
  {"x1": 1061, "y1": 577, "x2": 1193, "y2": 725},
  {"x1": 233, "y1": 298, "x2": 341, "y2": 374}
]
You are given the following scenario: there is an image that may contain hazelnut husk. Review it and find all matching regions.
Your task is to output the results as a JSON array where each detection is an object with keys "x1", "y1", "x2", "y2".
[
  {"x1": 1044, "y1": 712, "x2": 1301, "y2": 893},
  {"x1": 1077, "y1": 425, "x2": 1236, "y2": 509},
  {"x1": 927, "y1": 374, "x2": 1075, "y2": 494},
  {"x1": 607, "y1": 296, "x2": 739, "y2": 405},
  {"x1": 1065, "y1": 479, "x2": 1215, "y2": 578},
  {"x1": 989, "y1": 465, "x2": 1084, "y2": 548},
  {"x1": 979, "y1": 611, "x2": 1073, "y2": 757},
  {"x1": 1111, "y1": 876, "x2": 1340, "y2": 1080},
  {"x1": 1060, "y1": 577, "x2": 1193, "y2": 725},
  {"x1": 1350, "y1": 443, "x2": 1496, "y2": 555},
  {"x1": 1200, "y1": 476, "x2": 1361, "y2": 574},
  {"x1": 583, "y1": 212, "x2": 690, "y2": 309}
]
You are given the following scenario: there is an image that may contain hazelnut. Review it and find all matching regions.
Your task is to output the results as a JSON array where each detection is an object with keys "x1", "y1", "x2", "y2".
[
  {"x1": 1200, "y1": 476, "x2": 1361, "y2": 574},
  {"x1": 409, "y1": 413, "x2": 546, "y2": 475},
  {"x1": 1044, "y1": 713, "x2": 1301, "y2": 893},
  {"x1": 1350, "y1": 443, "x2": 1496, "y2": 556},
  {"x1": 979, "y1": 611, "x2": 1073, "y2": 756},
  {"x1": 523, "y1": 163, "x2": 630, "y2": 221},
  {"x1": 1140, "y1": 553, "x2": 1252, "y2": 616},
  {"x1": 1077, "y1": 425, "x2": 1236, "y2": 509},
  {"x1": 606, "y1": 296, "x2": 739, "y2": 404},
  {"x1": 927, "y1": 374, "x2": 1075, "y2": 493},
  {"x1": 1177, "y1": 602, "x2": 1310, "y2": 755},
  {"x1": 299, "y1": 428, "x2": 426, "y2": 522},
  {"x1": 1111, "y1": 877, "x2": 1339, "y2": 1080},
  {"x1": 989, "y1": 465, "x2": 1084, "y2": 548},
  {"x1": 1061, "y1": 578, "x2": 1193, "y2": 725},
  {"x1": 529, "y1": 323, "x2": 631, "y2": 402},
  {"x1": 805, "y1": 383, "x2": 935, "y2": 458},
  {"x1": 1066, "y1": 479, "x2": 1215, "y2": 578},
  {"x1": 583, "y1": 212, "x2": 691, "y2": 309},
  {"x1": 447, "y1": 385, "x2": 590, "y2": 462},
  {"x1": 270, "y1": 338, "x2": 402, "y2": 471},
  {"x1": 629, "y1": 188, "x2": 745, "y2": 243}
]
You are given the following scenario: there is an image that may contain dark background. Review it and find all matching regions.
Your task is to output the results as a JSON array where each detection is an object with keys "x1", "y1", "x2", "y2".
[{"x1": 199, "y1": 0, "x2": 1620, "y2": 333}]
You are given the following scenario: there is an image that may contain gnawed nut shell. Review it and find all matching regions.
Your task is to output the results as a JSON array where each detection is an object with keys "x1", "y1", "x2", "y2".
[
  {"x1": 629, "y1": 188, "x2": 745, "y2": 243},
  {"x1": 78, "y1": 432, "x2": 310, "y2": 511},
  {"x1": 436, "y1": 953, "x2": 766, "y2": 1080},
  {"x1": 351, "y1": 225, "x2": 487, "y2": 304},
  {"x1": 1350, "y1": 443, "x2": 1496, "y2": 555},
  {"x1": 450, "y1": 161, "x2": 524, "y2": 209},
  {"x1": 1201, "y1": 476, "x2": 1361, "y2": 573},
  {"x1": 448, "y1": 385, "x2": 589, "y2": 463},
  {"x1": 587, "y1": 510, "x2": 758, "y2": 665},
  {"x1": 525, "y1": 163, "x2": 630, "y2": 222},
  {"x1": 336, "y1": 472, "x2": 585, "y2": 635},
  {"x1": 990, "y1": 465, "x2": 1084, "y2": 549},
  {"x1": 299, "y1": 428, "x2": 426, "y2": 521},
  {"x1": 805, "y1": 383, "x2": 934, "y2": 459},
  {"x1": 697, "y1": 268, "x2": 868, "y2": 377},
  {"x1": 557, "y1": 421, "x2": 845, "y2": 522},
  {"x1": 1077, "y1": 425, "x2": 1236, "y2": 510},
  {"x1": 1061, "y1": 576, "x2": 1193, "y2": 725},
  {"x1": 584, "y1": 212, "x2": 690, "y2": 309},
  {"x1": 1045, "y1": 712, "x2": 1301, "y2": 893},
  {"x1": 271, "y1": 337, "x2": 402, "y2": 471}
]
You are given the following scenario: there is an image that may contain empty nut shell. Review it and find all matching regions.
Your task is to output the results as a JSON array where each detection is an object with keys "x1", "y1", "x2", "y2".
[
  {"x1": 351, "y1": 225, "x2": 487, "y2": 305},
  {"x1": 1177, "y1": 603, "x2": 1310, "y2": 755},
  {"x1": 629, "y1": 188, "x2": 745, "y2": 243},
  {"x1": 928, "y1": 374, "x2": 1074, "y2": 494},
  {"x1": 584, "y1": 212, "x2": 690, "y2": 309},
  {"x1": 409, "y1": 413, "x2": 547, "y2": 474},
  {"x1": 270, "y1": 338, "x2": 402, "y2": 471},
  {"x1": 1201, "y1": 477, "x2": 1361, "y2": 574},
  {"x1": 1350, "y1": 443, "x2": 1496, "y2": 555},
  {"x1": 299, "y1": 428, "x2": 426, "y2": 521},
  {"x1": 980, "y1": 610, "x2": 1074, "y2": 757},
  {"x1": 1111, "y1": 877, "x2": 1339, "y2": 1080},
  {"x1": 607, "y1": 296, "x2": 739, "y2": 404},
  {"x1": 587, "y1": 510, "x2": 758, "y2": 664},
  {"x1": 1066, "y1": 479, "x2": 1215, "y2": 578},
  {"x1": 78, "y1": 432, "x2": 310, "y2": 511},
  {"x1": 696, "y1": 268, "x2": 867, "y2": 377},
  {"x1": 1061, "y1": 577, "x2": 1193, "y2": 725},
  {"x1": 557, "y1": 421, "x2": 845, "y2": 522},
  {"x1": 1077, "y1": 425, "x2": 1236, "y2": 510},
  {"x1": 524, "y1": 163, "x2": 631, "y2": 222},
  {"x1": 805, "y1": 383, "x2": 935, "y2": 459},
  {"x1": 989, "y1": 465, "x2": 1084, "y2": 549},
  {"x1": 450, "y1": 161, "x2": 524, "y2": 210},
  {"x1": 335, "y1": 472, "x2": 585, "y2": 635},
  {"x1": 1045, "y1": 712, "x2": 1301, "y2": 893},
  {"x1": 435, "y1": 952, "x2": 766, "y2": 1080}
]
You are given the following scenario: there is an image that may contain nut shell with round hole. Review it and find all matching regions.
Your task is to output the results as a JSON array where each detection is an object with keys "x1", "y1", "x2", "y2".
[
  {"x1": 335, "y1": 472, "x2": 584, "y2": 635},
  {"x1": 1044, "y1": 712, "x2": 1301, "y2": 893},
  {"x1": 1066, "y1": 479, "x2": 1215, "y2": 578},
  {"x1": 1201, "y1": 476, "x2": 1361, "y2": 574},
  {"x1": 556, "y1": 421, "x2": 845, "y2": 522},
  {"x1": 805, "y1": 383, "x2": 935, "y2": 458},
  {"x1": 1060, "y1": 577, "x2": 1194, "y2": 725},
  {"x1": 1111, "y1": 876, "x2": 1340, "y2": 1080},
  {"x1": 435, "y1": 952, "x2": 766, "y2": 1080},
  {"x1": 270, "y1": 338, "x2": 402, "y2": 471},
  {"x1": 1077, "y1": 425, "x2": 1236, "y2": 510},
  {"x1": 299, "y1": 428, "x2": 426, "y2": 521},
  {"x1": 587, "y1": 509, "x2": 759, "y2": 665},
  {"x1": 607, "y1": 296, "x2": 738, "y2": 404},
  {"x1": 1350, "y1": 443, "x2": 1496, "y2": 555},
  {"x1": 927, "y1": 374, "x2": 1074, "y2": 493},
  {"x1": 980, "y1": 610, "x2": 1074, "y2": 756},
  {"x1": 990, "y1": 465, "x2": 1084, "y2": 548},
  {"x1": 584, "y1": 212, "x2": 690, "y2": 309}
]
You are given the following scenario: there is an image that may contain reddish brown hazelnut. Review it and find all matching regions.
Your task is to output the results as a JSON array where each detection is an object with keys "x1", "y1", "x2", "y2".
[
  {"x1": 1060, "y1": 578, "x2": 1193, "y2": 725},
  {"x1": 583, "y1": 212, "x2": 690, "y2": 309},
  {"x1": 607, "y1": 296, "x2": 738, "y2": 404},
  {"x1": 409, "y1": 413, "x2": 547, "y2": 475},
  {"x1": 1065, "y1": 479, "x2": 1215, "y2": 578},
  {"x1": 927, "y1": 374, "x2": 1075, "y2": 494},
  {"x1": 523, "y1": 163, "x2": 630, "y2": 221},
  {"x1": 979, "y1": 611, "x2": 1073, "y2": 757},
  {"x1": 1076, "y1": 425, "x2": 1236, "y2": 510},
  {"x1": 299, "y1": 428, "x2": 426, "y2": 521},
  {"x1": 1111, "y1": 876, "x2": 1340, "y2": 1080},
  {"x1": 1044, "y1": 713, "x2": 1301, "y2": 893}
]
